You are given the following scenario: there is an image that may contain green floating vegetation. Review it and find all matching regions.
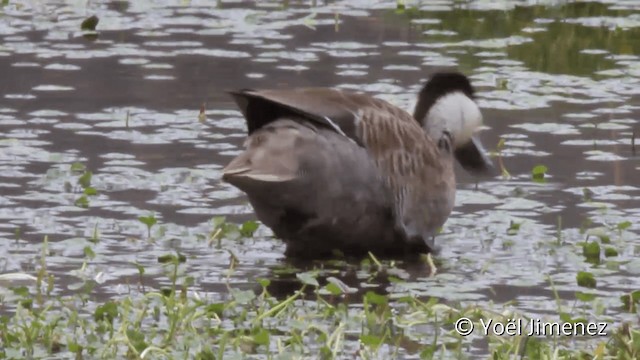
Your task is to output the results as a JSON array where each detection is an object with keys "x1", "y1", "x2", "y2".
[
  {"x1": 620, "y1": 290, "x2": 640, "y2": 313},
  {"x1": 507, "y1": 220, "x2": 521, "y2": 235},
  {"x1": 157, "y1": 253, "x2": 186, "y2": 264},
  {"x1": 604, "y1": 246, "x2": 619, "y2": 257},
  {"x1": 66, "y1": 165, "x2": 98, "y2": 209},
  {"x1": 1, "y1": 231, "x2": 639, "y2": 359},
  {"x1": 74, "y1": 195, "x2": 89, "y2": 209},
  {"x1": 575, "y1": 291, "x2": 596, "y2": 303},
  {"x1": 207, "y1": 217, "x2": 260, "y2": 248},
  {"x1": 239, "y1": 220, "x2": 259, "y2": 237},
  {"x1": 531, "y1": 164, "x2": 548, "y2": 183},
  {"x1": 582, "y1": 241, "x2": 601, "y2": 264},
  {"x1": 80, "y1": 15, "x2": 99, "y2": 31},
  {"x1": 576, "y1": 271, "x2": 597, "y2": 289},
  {"x1": 138, "y1": 214, "x2": 158, "y2": 238},
  {"x1": 617, "y1": 221, "x2": 632, "y2": 232},
  {"x1": 4, "y1": 163, "x2": 639, "y2": 359}
]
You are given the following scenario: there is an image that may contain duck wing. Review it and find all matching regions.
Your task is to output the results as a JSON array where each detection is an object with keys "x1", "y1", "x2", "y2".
[
  {"x1": 229, "y1": 88, "x2": 449, "y2": 249},
  {"x1": 229, "y1": 87, "x2": 442, "y2": 177},
  {"x1": 230, "y1": 88, "x2": 388, "y2": 146}
]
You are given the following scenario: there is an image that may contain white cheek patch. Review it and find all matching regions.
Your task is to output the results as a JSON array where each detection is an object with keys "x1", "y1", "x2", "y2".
[{"x1": 424, "y1": 91, "x2": 483, "y2": 147}]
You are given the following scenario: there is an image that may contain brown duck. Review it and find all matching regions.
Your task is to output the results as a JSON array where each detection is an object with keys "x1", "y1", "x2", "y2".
[{"x1": 222, "y1": 72, "x2": 493, "y2": 258}]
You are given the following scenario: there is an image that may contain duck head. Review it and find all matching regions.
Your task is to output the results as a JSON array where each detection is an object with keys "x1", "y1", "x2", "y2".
[{"x1": 413, "y1": 72, "x2": 494, "y2": 176}]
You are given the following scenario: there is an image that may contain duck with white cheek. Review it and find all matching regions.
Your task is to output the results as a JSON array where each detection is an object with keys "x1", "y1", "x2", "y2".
[{"x1": 222, "y1": 72, "x2": 494, "y2": 258}]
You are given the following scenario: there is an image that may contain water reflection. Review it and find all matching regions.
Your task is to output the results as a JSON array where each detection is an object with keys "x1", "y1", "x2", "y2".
[{"x1": 403, "y1": 2, "x2": 640, "y2": 76}]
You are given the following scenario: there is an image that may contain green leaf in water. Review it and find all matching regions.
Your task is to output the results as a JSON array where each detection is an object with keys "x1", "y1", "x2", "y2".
[
  {"x1": 83, "y1": 187, "x2": 98, "y2": 196},
  {"x1": 133, "y1": 262, "x2": 145, "y2": 276},
  {"x1": 604, "y1": 247, "x2": 619, "y2": 257},
  {"x1": 240, "y1": 220, "x2": 259, "y2": 237},
  {"x1": 138, "y1": 215, "x2": 157, "y2": 227},
  {"x1": 360, "y1": 334, "x2": 383, "y2": 347},
  {"x1": 78, "y1": 171, "x2": 92, "y2": 189},
  {"x1": 126, "y1": 329, "x2": 147, "y2": 353},
  {"x1": 582, "y1": 241, "x2": 601, "y2": 263},
  {"x1": 139, "y1": 215, "x2": 158, "y2": 238},
  {"x1": 157, "y1": 253, "x2": 186, "y2": 264},
  {"x1": 20, "y1": 299, "x2": 33, "y2": 309},
  {"x1": 296, "y1": 272, "x2": 319, "y2": 287},
  {"x1": 206, "y1": 303, "x2": 225, "y2": 318},
  {"x1": 90, "y1": 223, "x2": 99, "y2": 243},
  {"x1": 160, "y1": 288, "x2": 173, "y2": 297},
  {"x1": 74, "y1": 195, "x2": 89, "y2": 208},
  {"x1": 81, "y1": 15, "x2": 99, "y2": 31},
  {"x1": 67, "y1": 341, "x2": 82, "y2": 353},
  {"x1": 94, "y1": 301, "x2": 118, "y2": 323},
  {"x1": 576, "y1": 291, "x2": 596, "y2": 302},
  {"x1": 531, "y1": 164, "x2": 548, "y2": 183},
  {"x1": 70, "y1": 162, "x2": 86, "y2": 173},
  {"x1": 211, "y1": 216, "x2": 241, "y2": 239},
  {"x1": 11, "y1": 286, "x2": 29, "y2": 297},
  {"x1": 576, "y1": 271, "x2": 596, "y2": 288},
  {"x1": 365, "y1": 291, "x2": 388, "y2": 306},
  {"x1": 620, "y1": 290, "x2": 640, "y2": 312},
  {"x1": 507, "y1": 220, "x2": 521, "y2": 235},
  {"x1": 558, "y1": 312, "x2": 587, "y2": 325},
  {"x1": 325, "y1": 276, "x2": 352, "y2": 295},
  {"x1": 257, "y1": 278, "x2": 270, "y2": 288},
  {"x1": 83, "y1": 246, "x2": 95, "y2": 259},
  {"x1": 617, "y1": 221, "x2": 632, "y2": 231},
  {"x1": 324, "y1": 282, "x2": 343, "y2": 296},
  {"x1": 253, "y1": 328, "x2": 270, "y2": 347}
]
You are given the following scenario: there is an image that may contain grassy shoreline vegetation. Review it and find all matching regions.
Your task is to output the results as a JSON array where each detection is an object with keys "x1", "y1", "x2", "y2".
[
  {"x1": 1, "y1": 253, "x2": 639, "y2": 360},
  {"x1": 1, "y1": 197, "x2": 639, "y2": 359}
]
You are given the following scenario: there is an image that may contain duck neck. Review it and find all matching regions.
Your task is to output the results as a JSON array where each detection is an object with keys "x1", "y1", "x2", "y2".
[{"x1": 422, "y1": 91, "x2": 482, "y2": 150}]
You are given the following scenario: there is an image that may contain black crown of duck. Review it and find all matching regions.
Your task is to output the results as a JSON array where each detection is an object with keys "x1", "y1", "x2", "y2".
[{"x1": 222, "y1": 72, "x2": 494, "y2": 258}]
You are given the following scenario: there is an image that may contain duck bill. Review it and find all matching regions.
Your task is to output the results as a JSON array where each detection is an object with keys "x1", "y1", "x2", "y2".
[{"x1": 454, "y1": 136, "x2": 495, "y2": 176}]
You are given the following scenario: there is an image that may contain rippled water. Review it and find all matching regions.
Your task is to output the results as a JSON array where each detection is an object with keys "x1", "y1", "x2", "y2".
[{"x1": 1, "y1": 0, "x2": 639, "y2": 356}]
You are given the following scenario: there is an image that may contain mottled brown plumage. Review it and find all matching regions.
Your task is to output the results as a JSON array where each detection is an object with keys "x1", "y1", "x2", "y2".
[{"x1": 223, "y1": 73, "x2": 493, "y2": 258}]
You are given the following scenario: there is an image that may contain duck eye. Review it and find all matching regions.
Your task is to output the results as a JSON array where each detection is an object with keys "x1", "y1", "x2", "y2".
[{"x1": 438, "y1": 131, "x2": 453, "y2": 153}]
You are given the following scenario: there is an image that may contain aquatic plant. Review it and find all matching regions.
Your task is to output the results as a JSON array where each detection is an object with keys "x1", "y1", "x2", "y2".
[{"x1": 1, "y1": 217, "x2": 639, "y2": 359}]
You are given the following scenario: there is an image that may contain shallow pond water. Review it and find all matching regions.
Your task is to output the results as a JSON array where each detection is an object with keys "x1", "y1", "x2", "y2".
[{"x1": 0, "y1": 0, "x2": 639, "y2": 358}]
